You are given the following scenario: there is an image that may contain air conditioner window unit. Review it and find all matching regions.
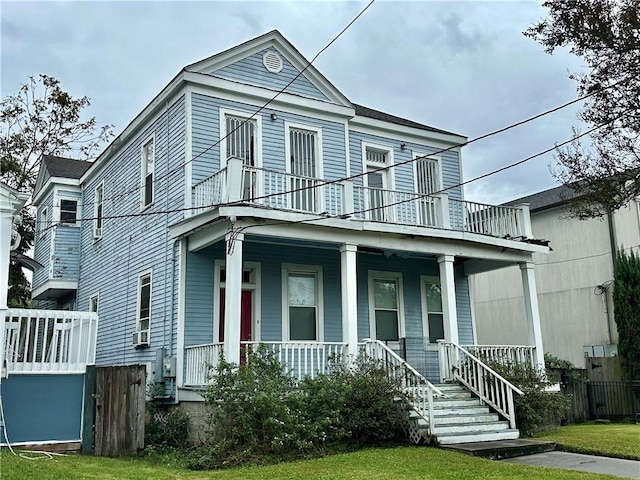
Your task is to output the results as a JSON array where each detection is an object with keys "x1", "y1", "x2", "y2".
[
  {"x1": 93, "y1": 227, "x2": 102, "y2": 239},
  {"x1": 133, "y1": 329, "x2": 150, "y2": 348}
]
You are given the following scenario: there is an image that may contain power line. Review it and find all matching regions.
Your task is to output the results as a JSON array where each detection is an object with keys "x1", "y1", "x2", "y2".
[{"x1": 85, "y1": 0, "x2": 377, "y2": 208}]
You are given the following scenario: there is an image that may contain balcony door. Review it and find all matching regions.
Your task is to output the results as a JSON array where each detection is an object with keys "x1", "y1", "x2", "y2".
[
  {"x1": 364, "y1": 146, "x2": 392, "y2": 222},
  {"x1": 415, "y1": 155, "x2": 441, "y2": 226},
  {"x1": 225, "y1": 113, "x2": 258, "y2": 200},
  {"x1": 288, "y1": 126, "x2": 320, "y2": 213}
]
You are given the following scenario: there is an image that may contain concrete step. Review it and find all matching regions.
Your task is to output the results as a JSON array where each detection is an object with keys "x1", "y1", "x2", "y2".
[
  {"x1": 437, "y1": 429, "x2": 520, "y2": 445},
  {"x1": 441, "y1": 439, "x2": 556, "y2": 460},
  {"x1": 433, "y1": 397, "x2": 482, "y2": 408},
  {"x1": 433, "y1": 405, "x2": 491, "y2": 416},
  {"x1": 433, "y1": 421, "x2": 509, "y2": 435},
  {"x1": 434, "y1": 412, "x2": 500, "y2": 425}
]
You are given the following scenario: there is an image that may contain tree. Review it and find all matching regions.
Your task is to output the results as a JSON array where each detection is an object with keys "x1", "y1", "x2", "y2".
[
  {"x1": 0, "y1": 74, "x2": 113, "y2": 306},
  {"x1": 612, "y1": 250, "x2": 640, "y2": 380},
  {"x1": 525, "y1": 0, "x2": 640, "y2": 218}
]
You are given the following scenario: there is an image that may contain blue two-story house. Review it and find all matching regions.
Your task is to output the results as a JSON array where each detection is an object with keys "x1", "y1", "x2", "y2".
[{"x1": 32, "y1": 31, "x2": 549, "y2": 444}]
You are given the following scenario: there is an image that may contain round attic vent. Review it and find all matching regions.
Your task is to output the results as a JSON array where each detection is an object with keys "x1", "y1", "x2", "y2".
[{"x1": 263, "y1": 51, "x2": 283, "y2": 73}]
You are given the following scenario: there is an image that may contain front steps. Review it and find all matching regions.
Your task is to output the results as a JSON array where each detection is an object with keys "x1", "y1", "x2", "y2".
[{"x1": 407, "y1": 383, "x2": 519, "y2": 445}]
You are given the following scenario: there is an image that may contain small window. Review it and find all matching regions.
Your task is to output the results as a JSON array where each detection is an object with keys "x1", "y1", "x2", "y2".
[
  {"x1": 40, "y1": 208, "x2": 48, "y2": 238},
  {"x1": 369, "y1": 272, "x2": 403, "y2": 341},
  {"x1": 60, "y1": 199, "x2": 78, "y2": 225},
  {"x1": 422, "y1": 278, "x2": 444, "y2": 344},
  {"x1": 93, "y1": 183, "x2": 103, "y2": 240},
  {"x1": 137, "y1": 272, "x2": 152, "y2": 335},
  {"x1": 141, "y1": 137, "x2": 155, "y2": 208},
  {"x1": 283, "y1": 266, "x2": 322, "y2": 341},
  {"x1": 89, "y1": 294, "x2": 99, "y2": 313}
]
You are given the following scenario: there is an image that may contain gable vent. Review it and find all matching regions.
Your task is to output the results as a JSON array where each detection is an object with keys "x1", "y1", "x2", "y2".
[{"x1": 263, "y1": 50, "x2": 283, "y2": 73}]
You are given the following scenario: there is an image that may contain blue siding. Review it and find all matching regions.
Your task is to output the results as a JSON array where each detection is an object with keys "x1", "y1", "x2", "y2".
[
  {"x1": 455, "y1": 267, "x2": 475, "y2": 345},
  {"x1": 52, "y1": 226, "x2": 80, "y2": 281},
  {"x1": 211, "y1": 48, "x2": 329, "y2": 101},
  {"x1": 32, "y1": 192, "x2": 55, "y2": 290},
  {"x1": 77, "y1": 95, "x2": 185, "y2": 367},
  {"x1": 191, "y1": 93, "x2": 347, "y2": 186},
  {"x1": 3, "y1": 374, "x2": 84, "y2": 443}
]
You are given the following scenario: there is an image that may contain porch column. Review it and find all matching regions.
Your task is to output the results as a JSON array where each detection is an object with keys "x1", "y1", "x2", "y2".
[
  {"x1": 224, "y1": 231, "x2": 244, "y2": 364},
  {"x1": 520, "y1": 261, "x2": 545, "y2": 369},
  {"x1": 340, "y1": 244, "x2": 358, "y2": 360},
  {"x1": 437, "y1": 254, "x2": 459, "y2": 345}
]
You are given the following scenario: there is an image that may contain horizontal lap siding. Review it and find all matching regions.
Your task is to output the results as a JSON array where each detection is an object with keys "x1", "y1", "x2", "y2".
[
  {"x1": 33, "y1": 192, "x2": 54, "y2": 290},
  {"x1": 455, "y1": 267, "x2": 474, "y2": 345},
  {"x1": 52, "y1": 226, "x2": 80, "y2": 281},
  {"x1": 191, "y1": 93, "x2": 347, "y2": 186},
  {"x1": 78, "y1": 95, "x2": 185, "y2": 366},
  {"x1": 211, "y1": 48, "x2": 329, "y2": 101}
]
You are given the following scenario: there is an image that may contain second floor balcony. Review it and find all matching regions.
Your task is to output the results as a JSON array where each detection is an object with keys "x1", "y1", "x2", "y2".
[{"x1": 192, "y1": 158, "x2": 533, "y2": 240}]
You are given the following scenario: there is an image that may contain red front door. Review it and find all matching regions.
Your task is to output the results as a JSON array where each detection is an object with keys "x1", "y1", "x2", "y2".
[{"x1": 219, "y1": 289, "x2": 253, "y2": 343}]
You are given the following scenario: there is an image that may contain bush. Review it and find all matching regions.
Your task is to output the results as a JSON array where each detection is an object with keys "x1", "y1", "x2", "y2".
[
  {"x1": 486, "y1": 360, "x2": 570, "y2": 437},
  {"x1": 189, "y1": 347, "x2": 408, "y2": 469},
  {"x1": 145, "y1": 408, "x2": 190, "y2": 450}
]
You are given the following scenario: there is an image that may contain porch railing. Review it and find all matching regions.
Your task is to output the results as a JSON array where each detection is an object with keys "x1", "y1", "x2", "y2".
[
  {"x1": 192, "y1": 161, "x2": 532, "y2": 240},
  {"x1": 438, "y1": 340, "x2": 523, "y2": 429},
  {"x1": 464, "y1": 345, "x2": 535, "y2": 367},
  {"x1": 183, "y1": 341, "x2": 347, "y2": 386},
  {"x1": 364, "y1": 339, "x2": 443, "y2": 435},
  {"x1": 3, "y1": 309, "x2": 98, "y2": 375}
]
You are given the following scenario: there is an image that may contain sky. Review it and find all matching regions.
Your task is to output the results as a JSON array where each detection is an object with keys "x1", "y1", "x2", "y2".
[{"x1": 1, "y1": 0, "x2": 585, "y2": 205}]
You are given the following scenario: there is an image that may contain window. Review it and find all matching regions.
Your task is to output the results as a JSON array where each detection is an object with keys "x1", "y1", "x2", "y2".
[
  {"x1": 369, "y1": 272, "x2": 403, "y2": 341},
  {"x1": 363, "y1": 143, "x2": 393, "y2": 222},
  {"x1": 283, "y1": 265, "x2": 322, "y2": 341},
  {"x1": 40, "y1": 207, "x2": 48, "y2": 238},
  {"x1": 93, "y1": 183, "x2": 103, "y2": 240},
  {"x1": 286, "y1": 123, "x2": 322, "y2": 212},
  {"x1": 421, "y1": 277, "x2": 444, "y2": 344},
  {"x1": 60, "y1": 199, "x2": 78, "y2": 224},
  {"x1": 141, "y1": 137, "x2": 154, "y2": 207},
  {"x1": 137, "y1": 272, "x2": 152, "y2": 335},
  {"x1": 221, "y1": 110, "x2": 262, "y2": 200},
  {"x1": 89, "y1": 294, "x2": 99, "y2": 313}
]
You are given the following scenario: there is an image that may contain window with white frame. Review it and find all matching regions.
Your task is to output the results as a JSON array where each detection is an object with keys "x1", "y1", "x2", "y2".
[
  {"x1": 40, "y1": 207, "x2": 48, "y2": 238},
  {"x1": 137, "y1": 272, "x2": 152, "y2": 335},
  {"x1": 223, "y1": 112, "x2": 260, "y2": 200},
  {"x1": 369, "y1": 272, "x2": 403, "y2": 341},
  {"x1": 60, "y1": 199, "x2": 78, "y2": 225},
  {"x1": 141, "y1": 137, "x2": 155, "y2": 208},
  {"x1": 363, "y1": 144, "x2": 392, "y2": 222},
  {"x1": 93, "y1": 183, "x2": 103, "y2": 240},
  {"x1": 89, "y1": 294, "x2": 99, "y2": 313},
  {"x1": 421, "y1": 276, "x2": 444, "y2": 344},
  {"x1": 287, "y1": 124, "x2": 321, "y2": 212},
  {"x1": 283, "y1": 265, "x2": 322, "y2": 341}
]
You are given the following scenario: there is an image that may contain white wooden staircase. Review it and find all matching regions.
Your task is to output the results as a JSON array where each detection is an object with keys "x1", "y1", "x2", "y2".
[{"x1": 364, "y1": 339, "x2": 524, "y2": 445}]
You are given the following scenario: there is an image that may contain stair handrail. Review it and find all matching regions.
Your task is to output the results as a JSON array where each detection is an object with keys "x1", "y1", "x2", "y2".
[
  {"x1": 363, "y1": 339, "x2": 443, "y2": 436},
  {"x1": 438, "y1": 340, "x2": 523, "y2": 429}
]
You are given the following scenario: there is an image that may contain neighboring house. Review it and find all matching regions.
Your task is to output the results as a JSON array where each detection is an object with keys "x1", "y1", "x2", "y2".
[
  {"x1": 31, "y1": 30, "x2": 549, "y2": 444},
  {"x1": 471, "y1": 185, "x2": 638, "y2": 367}
]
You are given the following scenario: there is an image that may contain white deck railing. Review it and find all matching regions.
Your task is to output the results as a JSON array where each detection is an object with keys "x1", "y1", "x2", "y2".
[
  {"x1": 191, "y1": 162, "x2": 532, "y2": 240},
  {"x1": 438, "y1": 340, "x2": 523, "y2": 429},
  {"x1": 3, "y1": 309, "x2": 98, "y2": 374},
  {"x1": 364, "y1": 339, "x2": 443, "y2": 436},
  {"x1": 183, "y1": 341, "x2": 347, "y2": 386},
  {"x1": 464, "y1": 345, "x2": 535, "y2": 367}
]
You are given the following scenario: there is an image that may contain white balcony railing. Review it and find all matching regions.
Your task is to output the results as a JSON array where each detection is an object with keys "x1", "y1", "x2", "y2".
[
  {"x1": 184, "y1": 341, "x2": 347, "y2": 386},
  {"x1": 464, "y1": 344, "x2": 535, "y2": 367},
  {"x1": 191, "y1": 158, "x2": 532, "y2": 240},
  {"x1": 3, "y1": 309, "x2": 98, "y2": 374}
]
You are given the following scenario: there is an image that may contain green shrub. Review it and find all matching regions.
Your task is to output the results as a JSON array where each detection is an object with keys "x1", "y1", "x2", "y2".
[
  {"x1": 145, "y1": 408, "x2": 190, "y2": 450},
  {"x1": 486, "y1": 360, "x2": 570, "y2": 437}
]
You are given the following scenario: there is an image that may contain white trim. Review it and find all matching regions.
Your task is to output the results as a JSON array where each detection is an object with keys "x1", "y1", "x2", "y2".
[
  {"x1": 186, "y1": 74, "x2": 354, "y2": 119},
  {"x1": 412, "y1": 152, "x2": 442, "y2": 194},
  {"x1": 89, "y1": 293, "x2": 99, "y2": 313},
  {"x1": 284, "y1": 121, "x2": 324, "y2": 177},
  {"x1": 361, "y1": 141, "x2": 395, "y2": 190},
  {"x1": 262, "y1": 49, "x2": 283, "y2": 73},
  {"x1": 33, "y1": 177, "x2": 81, "y2": 206},
  {"x1": 176, "y1": 239, "x2": 187, "y2": 389},
  {"x1": 39, "y1": 207, "x2": 48, "y2": 239},
  {"x1": 214, "y1": 260, "x2": 262, "y2": 343},
  {"x1": 419, "y1": 275, "x2": 443, "y2": 346},
  {"x1": 136, "y1": 269, "x2": 153, "y2": 343},
  {"x1": 468, "y1": 276, "x2": 478, "y2": 344},
  {"x1": 92, "y1": 182, "x2": 104, "y2": 241},
  {"x1": 219, "y1": 107, "x2": 263, "y2": 170},
  {"x1": 344, "y1": 121, "x2": 351, "y2": 177},
  {"x1": 367, "y1": 270, "x2": 405, "y2": 341},
  {"x1": 282, "y1": 263, "x2": 324, "y2": 342},
  {"x1": 140, "y1": 133, "x2": 156, "y2": 210},
  {"x1": 184, "y1": 88, "x2": 193, "y2": 216}
]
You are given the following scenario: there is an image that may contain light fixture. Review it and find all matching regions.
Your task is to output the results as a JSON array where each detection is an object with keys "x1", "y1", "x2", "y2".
[
  {"x1": 400, "y1": 143, "x2": 406, "y2": 151},
  {"x1": 270, "y1": 113, "x2": 278, "y2": 121}
]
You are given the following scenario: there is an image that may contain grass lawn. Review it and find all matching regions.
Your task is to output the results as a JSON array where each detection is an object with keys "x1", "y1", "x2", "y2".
[
  {"x1": 536, "y1": 422, "x2": 640, "y2": 460},
  {"x1": 0, "y1": 446, "x2": 625, "y2": 480}
]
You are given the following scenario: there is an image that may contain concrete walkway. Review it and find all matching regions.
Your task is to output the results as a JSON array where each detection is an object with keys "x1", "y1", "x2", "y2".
[{"x1": 503, "y1": 451, "x2": 640, "y2": 479}]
